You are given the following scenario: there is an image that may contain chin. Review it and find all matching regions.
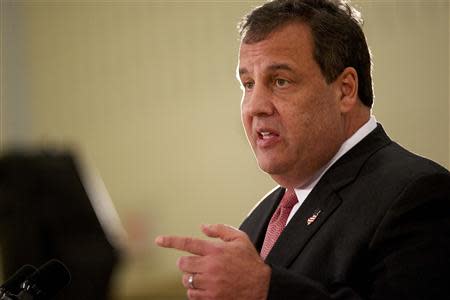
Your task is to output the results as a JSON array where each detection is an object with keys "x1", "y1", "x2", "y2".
[
  {"x1": 257, "y1": 159, "x2": 286, "y2": 176},
  {"x1": 256, "y1": 159, "x2": 305, "y2": 188}
]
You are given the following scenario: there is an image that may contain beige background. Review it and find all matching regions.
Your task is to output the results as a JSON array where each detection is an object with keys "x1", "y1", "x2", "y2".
[{"x1": 0, "y1": 0, "x2": 449, "y2": 299}]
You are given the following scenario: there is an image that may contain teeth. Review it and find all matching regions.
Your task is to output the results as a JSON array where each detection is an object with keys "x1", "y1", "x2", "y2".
[{"x1": 260, "y1": 131, "x2": 272, "y2": 139}]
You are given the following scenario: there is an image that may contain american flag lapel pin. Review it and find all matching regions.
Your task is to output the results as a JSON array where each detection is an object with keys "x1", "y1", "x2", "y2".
[{"x1": 307, "y1": 209, "x2": 322, "y2": 226}]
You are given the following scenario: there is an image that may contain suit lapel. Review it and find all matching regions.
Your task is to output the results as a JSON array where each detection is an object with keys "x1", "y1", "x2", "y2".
[
  {"x1": 265, "y1": 124, "x2": 392, "y2": 267},
  {"x1": 266, "y1": 179, "x2": 341, "y2": 266}
]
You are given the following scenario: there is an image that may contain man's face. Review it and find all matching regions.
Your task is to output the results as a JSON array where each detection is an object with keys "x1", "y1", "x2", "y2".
[{"x1": 238, "y1": 22, "x2": 346, "y2": 188}]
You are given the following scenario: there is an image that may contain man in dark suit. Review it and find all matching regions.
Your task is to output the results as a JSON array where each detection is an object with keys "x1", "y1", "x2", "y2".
[{"x1": 156, "y1": 0, "x2": 450, "y2": 299}]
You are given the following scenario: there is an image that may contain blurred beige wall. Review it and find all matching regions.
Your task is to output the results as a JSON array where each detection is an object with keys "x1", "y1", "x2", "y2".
[
  {"x1": 0, "y1": 0, "x2": 448, "y2": 299},
  {"x1": 361, "y1": 0, "x2": 449, "y2": 168}
]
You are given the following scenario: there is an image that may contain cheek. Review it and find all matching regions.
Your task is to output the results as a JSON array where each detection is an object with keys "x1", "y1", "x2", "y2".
[
  {"x1": 279, "y1": 94, "x2": 332, "y2": 144},
  {"x1": 280, "y1": 104, "x2": 312, "y2": 136},
  {"x1": 240, "y1": 97, "x2": 248, "y2": 122},
  {"x1": 241, "y1": 111, "x2": 252, "y2": 138}
]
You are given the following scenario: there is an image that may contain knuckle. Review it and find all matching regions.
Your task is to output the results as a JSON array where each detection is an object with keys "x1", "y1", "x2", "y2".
[
  {"x1": 183, "y1": 237, "x2": 193, "y2": 249},
  {"x1": 211, "y1": 244, "x2": 224, "y2": 255},
  {"x1": 205, "y1": 259, "x2": 223, "y2": 274},
  {"x1": 207, "y1": 263, "x2": 219, "y2": 274}
]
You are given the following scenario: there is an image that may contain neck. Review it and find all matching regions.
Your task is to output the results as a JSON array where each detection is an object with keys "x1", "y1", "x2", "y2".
[
  {"x1": 273, "y1": 106, "x2": 372, "y2": 189},
  {"x1": 343, "y1": 105, "x2": 371, "y2": 139}
]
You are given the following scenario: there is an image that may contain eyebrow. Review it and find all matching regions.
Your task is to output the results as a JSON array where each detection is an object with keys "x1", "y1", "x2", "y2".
[
  {"x1": 267, "y1": 63, "x2": 295, "y2": 72},
  {"x1": 238, "y1": 63, "x2": 295, "y2": 76}
]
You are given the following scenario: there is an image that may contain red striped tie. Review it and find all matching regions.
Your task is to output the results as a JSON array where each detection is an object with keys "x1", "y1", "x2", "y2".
[{"x1": 260, "y1": 189, "x2": 298, "y2": 260}]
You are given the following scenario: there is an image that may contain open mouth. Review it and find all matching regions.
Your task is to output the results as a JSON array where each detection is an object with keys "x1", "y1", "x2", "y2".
[
  {"x1": 259, "y1": 131, "x2": 276, "y2": 139},
  {"x1": 257, "y1": 129, "x2": 280, "y2": 141}
]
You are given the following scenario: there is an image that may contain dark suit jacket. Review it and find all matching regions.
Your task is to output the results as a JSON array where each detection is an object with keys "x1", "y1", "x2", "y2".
[{"x1": 240, "y1": 125, "x2": 450, "y2": 299}]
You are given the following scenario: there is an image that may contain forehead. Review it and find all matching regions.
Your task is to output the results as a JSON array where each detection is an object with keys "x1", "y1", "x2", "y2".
[{"x1": 238, "y1": 22, "x2": 315, "y2": 74}]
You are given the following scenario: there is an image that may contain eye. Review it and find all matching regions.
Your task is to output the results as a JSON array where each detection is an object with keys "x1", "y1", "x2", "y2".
[
  {"x1": 275, "y1": 78, "x2": 289, "y2": 88},
  {"x1": 243, "y1": 81, "x2": 255, "y2": 91}
]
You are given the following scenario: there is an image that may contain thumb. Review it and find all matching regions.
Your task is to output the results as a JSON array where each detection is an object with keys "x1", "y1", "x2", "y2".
[{"x1": 201, "y1": 224, "x2": 244, "y2": 242}]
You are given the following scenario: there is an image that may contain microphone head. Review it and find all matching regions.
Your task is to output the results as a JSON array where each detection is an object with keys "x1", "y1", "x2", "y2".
[
  {"x1": 0, "y1": 265, "x2": 37, "y2": 296},
  {"x1": 21, "y1": 259, "x2": 71, "y2": 300}
]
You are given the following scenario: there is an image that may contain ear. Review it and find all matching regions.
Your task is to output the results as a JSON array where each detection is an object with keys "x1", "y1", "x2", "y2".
[{"x1": 337, "y1": 67, "x2": 358, "y2": 113}]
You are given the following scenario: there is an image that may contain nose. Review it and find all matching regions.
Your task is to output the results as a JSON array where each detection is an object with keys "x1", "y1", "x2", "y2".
[{"x1": 241, "y1": 84, "x2": 275, "y2": 117}]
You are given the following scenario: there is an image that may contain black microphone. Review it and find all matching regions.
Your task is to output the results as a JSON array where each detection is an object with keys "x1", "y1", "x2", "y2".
[
  {"x1": 0, "y1": 265, "x2": 37, "y2": 299},
  {"x1": 18, "y1": 260, "x2": 71, "y2": 300}
]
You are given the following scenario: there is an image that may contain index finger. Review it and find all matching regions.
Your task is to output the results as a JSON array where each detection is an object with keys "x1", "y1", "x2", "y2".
[{"x1": 155, "y1": 235, "x2": 217, "y2": 256}]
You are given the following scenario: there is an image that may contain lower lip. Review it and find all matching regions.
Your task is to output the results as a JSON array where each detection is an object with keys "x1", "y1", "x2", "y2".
[{"x1": 256, "y1": 135, "x2": 280, "y2": 148}]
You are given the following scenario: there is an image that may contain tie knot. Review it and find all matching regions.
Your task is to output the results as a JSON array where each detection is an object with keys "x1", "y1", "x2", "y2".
[{"x1": 280, "y1": 189, "x2": 298, "y2": 209}]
